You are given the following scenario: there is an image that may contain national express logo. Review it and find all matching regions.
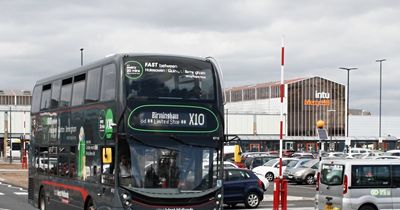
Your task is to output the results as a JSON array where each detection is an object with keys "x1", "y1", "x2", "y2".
[
  {"x1": 99, "y1": 108, "x2": 114, "y2": 139},
  {"x1": 125, "y1": 61, "x2": 143, "y2": 80}
]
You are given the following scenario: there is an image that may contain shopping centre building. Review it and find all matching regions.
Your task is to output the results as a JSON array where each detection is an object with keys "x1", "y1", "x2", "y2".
[{"x1": 224, "y1": 76, "x2": 399, "y2": 152}]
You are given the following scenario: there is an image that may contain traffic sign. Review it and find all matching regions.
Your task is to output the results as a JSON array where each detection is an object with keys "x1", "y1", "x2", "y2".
[{"x1": 317, "y1": 129, "x2": 328, "y2": 140}]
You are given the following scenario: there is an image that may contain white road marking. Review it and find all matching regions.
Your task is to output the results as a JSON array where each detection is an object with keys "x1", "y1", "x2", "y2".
[
  {"x1": 14, "y1": 192, "x2": 28, "y2": 195},
  {"x1": 0, "y1": 192, "x2": 4, "y2": 195},
  {"x1": 0, "y1": 208, "x2": 11, "y2": 210},
  {"x1": 263, "y1": 194, "x2": 314, "y2": 201}
]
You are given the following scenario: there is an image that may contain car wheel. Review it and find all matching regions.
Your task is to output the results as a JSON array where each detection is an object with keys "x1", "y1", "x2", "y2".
[
  {"x1": 39, "y1": 189, "x2": 47, "y2": 210},
  {"x1": 359, "y1": 204, "x2": 376, "y2": 210},
  {"x1": 244, "y1": 192, "x2": 260, "y2": 208},
  {"x1": 265, "y1": 172, "x2": 274, "y2": 182},
  {"x1": 306, "y1": 175, "x2": 315, "y2": 185}
]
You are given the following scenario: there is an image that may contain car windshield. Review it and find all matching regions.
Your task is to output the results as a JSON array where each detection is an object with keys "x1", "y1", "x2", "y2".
[
  {"x1": 263, "y1": 159, "x2": 278, "y2": 167},
  {"x1": 286, "y1": 160, "x2": 299, "y2": 168},
  {"x1": 301, "y1": 159, "x2": 318, "y2": 168},
  {"x1": 124, "y1": 56, "x2": 215, "y2": 101},
  {"x1": 121, "y1": 137, "x2": 220, "y2": 195}
]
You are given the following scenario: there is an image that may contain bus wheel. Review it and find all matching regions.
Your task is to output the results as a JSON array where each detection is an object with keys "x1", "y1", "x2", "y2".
[
  {"x1": 39, "y1": 189, "x2": 47, "y2": 210},
  {"x1": 86, "y1": 198, "x2": 96, "y2": 210}
]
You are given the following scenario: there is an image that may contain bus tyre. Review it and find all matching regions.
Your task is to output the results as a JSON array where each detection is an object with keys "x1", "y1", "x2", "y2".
[
  {"x1": 86, "y1": 198, "x2": 96, "y2": 210},
  {"x1": 244, "y1": 192, "x2": 260, "y2": 208},
  {"x1": 265, "y1": 172, "x2": 274, "y2": 182},
  {"x1": 359, "y1": 204, "x2": 376, "y2": 210},
  {"x1": 306, "y1": 175, "x2": 315, "y2": 185},
  {"x1": 39, "y1": 189, "x2": 47, "y2": 210}
]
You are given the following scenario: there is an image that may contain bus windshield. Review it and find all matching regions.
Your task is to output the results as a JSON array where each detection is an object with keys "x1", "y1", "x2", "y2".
[
  {"x1": 121, "y1": 137, "x2": 219, "y2": 195},
  {"x1": 124, "y1": 56, "x2": 215, "y2": 100}
]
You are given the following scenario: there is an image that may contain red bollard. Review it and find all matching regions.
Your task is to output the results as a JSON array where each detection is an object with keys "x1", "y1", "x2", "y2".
[
  {"x1": 273, "y1": 178, "x2": 281, "y2": 210},
  {"x1": 22, "y1": 156, "x2": 27, "y2": 169},
  {"x1": 281, "y1": 179, "x2": 288, "y2": 210}
]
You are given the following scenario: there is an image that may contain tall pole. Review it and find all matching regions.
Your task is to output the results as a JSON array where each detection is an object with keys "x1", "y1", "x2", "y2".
[
  {"x1": 327, "y1": 109, "x2": 336, "y2": 151},
  {"x1": 376, "y1": 59, "x2": 386, "y2": 149},
  {"x1": 9, "y1": 106, "x2": 12, "y2": 164},
  {"x1": 279, "y1": 37, "x2": 285, "y2": 178},
  {"x1": 80, "y1": 48, "x2": 84, "y2": 66},
  {"x1": 339, "y1": 67, "x2": 357, "y2": 137}
]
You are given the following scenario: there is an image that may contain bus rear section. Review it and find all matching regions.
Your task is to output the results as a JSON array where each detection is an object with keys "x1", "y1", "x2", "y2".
[{"x1": 6, "y1": 138, "x2": 21, "y2": 160}]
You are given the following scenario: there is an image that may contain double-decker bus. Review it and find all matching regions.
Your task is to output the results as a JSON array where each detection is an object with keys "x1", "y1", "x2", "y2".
[{"x1": 28, "y1": 54, "x2": 225, "y2": 210}]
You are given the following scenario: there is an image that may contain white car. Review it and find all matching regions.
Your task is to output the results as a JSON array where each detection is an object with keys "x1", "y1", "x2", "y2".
[
  {"x1": 254, "y1": 173, "x2": 270, "y2": 191},
  {"x1": 252, "y1": 158, "x2": 297, "y2": 182}
]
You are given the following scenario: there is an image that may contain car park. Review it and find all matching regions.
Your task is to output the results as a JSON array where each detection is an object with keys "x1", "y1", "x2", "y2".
[
  {"x1": 292, "y1": 152, "x2": 315, "y2": 159},
  {"x1": 223, "y1": 168, "x2": 265, "y2": 208},
  {"x1": 245, "y1": 155, "x2": 278, "y2": 170},
  {"x1": 252, "y1": 158, "x2": 297, "y2": 182},
  {"x1": 283, "y1": 159, "x2": 311, "y2": 179},
  {"x1": 286, "y1": 159, "x2": 319, "y2": 185},
  {"x1": 316, "y1": 159, "x2": 400, "y2": 210}
]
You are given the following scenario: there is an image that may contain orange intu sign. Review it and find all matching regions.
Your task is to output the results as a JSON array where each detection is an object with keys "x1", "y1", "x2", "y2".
[{"x1": 304, "y1": 99, "x2": 331, "y2": 106}]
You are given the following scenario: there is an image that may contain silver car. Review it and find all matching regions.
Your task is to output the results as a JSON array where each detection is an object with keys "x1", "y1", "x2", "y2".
[{"x1": 287, "y1": 159, "x2": 319, "y2": 185}]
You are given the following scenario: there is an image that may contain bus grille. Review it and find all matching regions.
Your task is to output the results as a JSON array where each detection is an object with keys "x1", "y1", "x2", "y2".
[{"x1": 28, "y1": 178, "x2": 34, "y2": 200}]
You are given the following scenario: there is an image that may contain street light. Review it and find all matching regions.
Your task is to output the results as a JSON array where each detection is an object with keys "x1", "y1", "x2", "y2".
[
  {"x1": 339, "y1": 67, "x2": 358, "y2": 137},
  {"x1": 80, "y1": 48, "x2": 84, "y2": 66},
  {"x1": 376, "y1": 59, "x2": 386, "y2": 149},
  {"x1": 327, "y1": 109, "x2": 336, "y2": 151}
]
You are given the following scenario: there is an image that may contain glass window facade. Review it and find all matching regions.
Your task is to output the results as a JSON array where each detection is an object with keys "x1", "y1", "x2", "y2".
[{"x1": 287, "y1": 77, "x2": 345, "y2": 136}]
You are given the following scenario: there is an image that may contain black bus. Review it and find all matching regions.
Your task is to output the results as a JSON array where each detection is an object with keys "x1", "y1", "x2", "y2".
[{"x1": 28, "y1": 53, "x2": 225, "y2": 210}]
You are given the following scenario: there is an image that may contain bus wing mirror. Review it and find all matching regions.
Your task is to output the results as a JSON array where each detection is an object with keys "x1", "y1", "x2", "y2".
[{"x1": 102, "y1": 148, "x2": 113, "y2": 164}]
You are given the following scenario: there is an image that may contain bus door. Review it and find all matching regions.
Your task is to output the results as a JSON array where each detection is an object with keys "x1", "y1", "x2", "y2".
[{"x1": 98, "y1": 146, "x2": 115, "y2": 208}]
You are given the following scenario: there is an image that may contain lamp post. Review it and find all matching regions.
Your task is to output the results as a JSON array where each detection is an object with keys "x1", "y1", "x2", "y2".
[
  {"x1": 339, "y1": 67, "x2": 357, "y2": 137},
  {"x1": 339, "y1": 67, "x2": 357, "y2": 151},
  {"x1": 376, "y1": 59, "x2": 386, "y2": 149},
  {"x1": 327, "y1": 109, "x2": 336, "y2": 151},
  {"x1": 80, "y1": 48, "x2": 84, "y2": 66}
]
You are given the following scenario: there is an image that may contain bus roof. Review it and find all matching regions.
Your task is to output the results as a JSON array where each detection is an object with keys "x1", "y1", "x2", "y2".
[{"x1": 35, "y1": 53, "x2": 209, "y2": 86}]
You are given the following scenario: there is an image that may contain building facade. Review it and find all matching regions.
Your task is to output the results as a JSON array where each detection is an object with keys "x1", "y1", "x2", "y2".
[
  {"x1": 224, "y1": 76, "x2": 398, "y2": 152},
  {"x1": 0, "y1": 90, "x2": 32, "y2": 157}
]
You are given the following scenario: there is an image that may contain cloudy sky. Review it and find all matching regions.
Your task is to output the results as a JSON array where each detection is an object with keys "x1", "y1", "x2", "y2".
[{"x1": 1, "y1": 0, "x2": 399, "y2": 115}]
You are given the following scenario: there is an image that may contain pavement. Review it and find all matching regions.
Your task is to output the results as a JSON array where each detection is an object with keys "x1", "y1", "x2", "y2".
[{"x1": 0, "y1": 159, "x2": 28, "y2": 189}]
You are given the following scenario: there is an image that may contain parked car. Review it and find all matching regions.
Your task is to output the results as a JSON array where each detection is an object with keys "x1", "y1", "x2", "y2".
[
  {"x1": 223, "y1": 168, "x2": 265, "y2": 208},
  {"x1": 245, "y1": 155, "x2": 278, "y2": 170},
  {"x1": 292, "y1": 152, "x2": 315, "y2": 159},
  {"x1": 283, "y1": 159, "x2": 311, "y2": 179},
  {"x1": 252, "y1": 158, "x2": 297, "y2": 182},
  {"x1": 385, "y1": 149, "x2": 400, "y2": 156},
  {"x1": 286, "y1": 159, "x2": 319, "y2": 185}
]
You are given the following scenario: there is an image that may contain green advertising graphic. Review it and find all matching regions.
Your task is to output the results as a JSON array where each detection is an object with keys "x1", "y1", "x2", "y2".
[
  {"x1": 99, "y1": 108, "x2": 114, "y2": 139},
  {"x1": 77, "y1": 126, "x2": 86, "y2": 180},
  {"x1": 105, "y1": 109, "x2": 114, "y2": 139},
  {"x1": 125, "y1": 61, "x2": 143, "y2": 80}
]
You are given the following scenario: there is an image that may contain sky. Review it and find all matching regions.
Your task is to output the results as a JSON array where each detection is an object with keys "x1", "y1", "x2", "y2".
[{"x1": 0, "y1": 0, "x2": 399, "y2": 115}]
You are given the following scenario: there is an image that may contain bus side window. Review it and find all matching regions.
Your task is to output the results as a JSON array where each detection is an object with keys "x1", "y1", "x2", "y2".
[
  {"x1": 85, "y1": 67, "x2": 101, "y2": 103},
  {"x1": 50, "y1": 80, "x2": 61, "y2": 108},
  {"x1": 100, "y1": 64, "x2": 116, "y2": 101},
  {"x1": 40, "y1": 84, "x2": 52, "y2": 110},
  {"x1": 71, "y1": 74, "x2": 86, "y2": 106},
  {"x1": 60, "y1": 78, "x2": 73, "y2": 107},
  {"x1": 32, "y1": 86, "x2": 42, "y2": 113},
  {"x1": 101, "y1": 147, "x2": 115, "y2": 185}
]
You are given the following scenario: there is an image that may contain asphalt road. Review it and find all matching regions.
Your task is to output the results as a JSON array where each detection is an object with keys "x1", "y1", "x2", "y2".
[
  {"x1": 227, "y1": 183, "x2": 316, "y2": 210},
  {"x1": 0, "y1": 179, "x2": 316, "y2": 210},
  {"x1": 0, "y1": 179, "x2": 34, "y2": 210}
]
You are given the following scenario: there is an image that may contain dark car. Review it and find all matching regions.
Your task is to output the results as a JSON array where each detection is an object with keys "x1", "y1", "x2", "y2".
[
  {"x1": 245, "y1": 155, "x2": 278, "y2": 170},
  {"x1": 224, "y1": 168, "x2": 264, "y2": 208}
]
